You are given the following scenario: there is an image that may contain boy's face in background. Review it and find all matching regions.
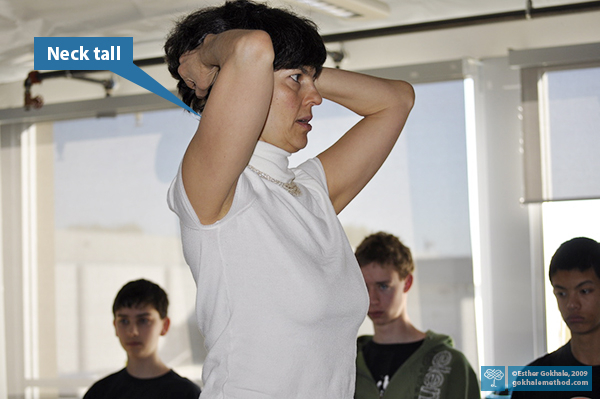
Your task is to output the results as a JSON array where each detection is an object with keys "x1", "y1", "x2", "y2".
[
  {"x1": 113, "y1": 304, "x2": 170, "y2": 360},
  {"x1": 552, "y1": 268, "x2": 600, "y2": 336},
  {"x1": 361, "y1": 262, "x2": 412, "y2": 327}
]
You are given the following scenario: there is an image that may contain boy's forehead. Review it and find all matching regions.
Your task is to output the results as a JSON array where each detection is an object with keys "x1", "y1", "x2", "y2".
[
  {"x1": 551, "y1": 268, "x2": 600, "y2": 286},
  {"x1": 115, "y1": 303, "x2": 159, "y2": 316},
  {"x1": 361, "y1": 261, "x2": 402, "y2": 278}
]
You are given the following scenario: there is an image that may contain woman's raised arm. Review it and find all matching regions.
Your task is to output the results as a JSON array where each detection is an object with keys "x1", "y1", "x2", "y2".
[
  {"x1": 177, "y1": 30, "x2": 275, "y2": 225},
  {"x1": 315, "y1": 67, "x2": 415, "y2": 213}
]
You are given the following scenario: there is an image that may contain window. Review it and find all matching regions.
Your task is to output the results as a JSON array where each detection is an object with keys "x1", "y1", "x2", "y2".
[
  {"x1": 14, "y1": 108, "x2": 203, "y2": 397},
  {"x1": 539, "y1": 65, "x2": 600, "y2": 352},
  {"x1": 544, "y1": 65, "x2": 600, "y2": 200},
  {"x1": 54, "y1": 109, "x2": 202, "y2": 394}
]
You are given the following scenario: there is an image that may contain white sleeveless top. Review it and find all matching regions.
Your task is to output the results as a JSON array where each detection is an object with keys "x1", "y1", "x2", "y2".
[{"x1": 168, "y1": 141, "x2": 368, "y2": 398}]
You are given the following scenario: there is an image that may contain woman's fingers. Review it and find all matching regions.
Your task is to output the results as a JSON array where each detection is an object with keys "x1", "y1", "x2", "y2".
[
  {"x1": 188, "y1": 68, "x2": 218, "y2": 98},
  {"x1": 178, "y1": 50, "x2": 219, "y2": 99}
]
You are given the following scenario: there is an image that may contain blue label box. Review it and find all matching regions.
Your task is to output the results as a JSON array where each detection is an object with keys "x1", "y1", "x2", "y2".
[
  {"x1": 509, "y1": 366, "x2": 592, "y2": 391},
  {"x1": 33, "y1": 36, "x2": 198, "y2": 115}
]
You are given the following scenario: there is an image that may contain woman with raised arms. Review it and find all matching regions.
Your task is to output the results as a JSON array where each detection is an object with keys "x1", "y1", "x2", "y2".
[{"x1": 165, "y1": 1, "x2": 414, "y2": 397}]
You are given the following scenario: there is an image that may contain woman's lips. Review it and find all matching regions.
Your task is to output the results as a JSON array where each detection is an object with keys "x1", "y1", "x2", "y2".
[{"x1": 296, "y1": 118, "x2": 312, "y2": 131}]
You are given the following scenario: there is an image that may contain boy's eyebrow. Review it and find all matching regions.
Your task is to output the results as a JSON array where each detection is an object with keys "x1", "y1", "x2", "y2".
[
  {"x1": 115, "y1": 311, "x2": 152, "y2": 317},
  {"x1": 553, "y1": 280, "x2": 594, "y2": 290},
  {"x1": 575, "y1": 280, "x2": 594, "y2": 288}
]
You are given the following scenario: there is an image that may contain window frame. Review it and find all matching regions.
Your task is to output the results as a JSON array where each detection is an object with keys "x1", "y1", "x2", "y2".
[{"x1": 511, "y1": 43, "x2": 600, "y2": 204}]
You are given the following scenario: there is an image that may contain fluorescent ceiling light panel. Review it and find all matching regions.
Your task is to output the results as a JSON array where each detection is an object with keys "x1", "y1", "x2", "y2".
[{"x1": 289, "y1": 0, "x2": 390, "y2": 19}]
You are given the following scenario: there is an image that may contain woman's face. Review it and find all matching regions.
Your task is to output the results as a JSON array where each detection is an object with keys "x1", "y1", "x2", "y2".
[{"x1": 259, "y1": 66, "x2": 322, "y2": 153}]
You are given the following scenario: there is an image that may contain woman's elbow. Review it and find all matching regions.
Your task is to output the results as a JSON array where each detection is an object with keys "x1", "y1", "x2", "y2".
[
  {"x1": 231, "y1": 30, "x2": 275, "y2": 67},
  {"x1": 391, "y1": 80, "x2": 415, "y2": 112}
]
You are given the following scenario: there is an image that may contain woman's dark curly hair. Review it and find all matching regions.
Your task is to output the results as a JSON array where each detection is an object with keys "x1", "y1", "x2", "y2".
[{"x1": 164, "y1": 0, "x2": 327, "y2": 113}]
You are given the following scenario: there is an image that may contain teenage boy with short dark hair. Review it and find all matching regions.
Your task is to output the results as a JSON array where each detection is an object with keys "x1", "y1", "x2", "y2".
[
  {"x1": 354, "y1": 232, "x2": 480, "y2": 399},
  {"x1": 83, "y1": 279, "x2": 201, "y2": 399},
  {"x1": 511, "y1": 237, "x2": 600, "y2": 399}
]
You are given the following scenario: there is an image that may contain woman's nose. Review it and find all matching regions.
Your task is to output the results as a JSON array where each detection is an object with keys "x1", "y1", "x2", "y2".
[{"x1": 304, "y1": 84, "x2": 323, "y2": 106}]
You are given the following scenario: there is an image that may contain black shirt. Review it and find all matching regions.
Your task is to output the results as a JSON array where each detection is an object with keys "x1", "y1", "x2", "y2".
[
  {"x1": 83, "y1": 369, "x2": 201, "y2": 399},
  {"x1": 511, "y1": 341, "x2": 599, "y2": 399},
  {"x1": 363, "y1": 339, "x2": 424, "y2": 396}
]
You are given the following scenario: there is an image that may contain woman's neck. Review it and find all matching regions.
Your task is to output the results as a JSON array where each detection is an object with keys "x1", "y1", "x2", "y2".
[{"x1": 249, "y1": 140, "x2": 295, "y2": 182}]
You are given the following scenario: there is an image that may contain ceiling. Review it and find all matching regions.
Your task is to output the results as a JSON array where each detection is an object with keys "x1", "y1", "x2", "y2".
[{"x1": 0, "y1": 0, "x2": 597, "y2": 84}]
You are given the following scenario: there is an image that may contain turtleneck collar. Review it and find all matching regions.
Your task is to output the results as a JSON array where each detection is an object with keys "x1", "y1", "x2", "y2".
[{"x1": 248, "y1": 140, "x2": 295, "y2": 183}]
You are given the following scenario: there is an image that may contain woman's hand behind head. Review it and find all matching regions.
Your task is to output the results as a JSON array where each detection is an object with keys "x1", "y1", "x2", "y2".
[{"x1": 177, "y1": 36, "x2": 220, "y2": 102}]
